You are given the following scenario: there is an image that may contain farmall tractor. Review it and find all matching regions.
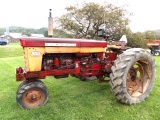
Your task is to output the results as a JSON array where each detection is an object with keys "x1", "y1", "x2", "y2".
[{"x1": 15, "y1": 10, "x2": 156, "y2": 109}]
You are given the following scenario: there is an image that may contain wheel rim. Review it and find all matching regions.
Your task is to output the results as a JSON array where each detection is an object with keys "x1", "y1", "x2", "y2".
[
  {"x1": 126, "y1": 60, "x2": 152, "y2": 97},
  {"x1": 23, "y1": 89, "x2": 45, "y2": 108},
  {"x1": 155, "y1": 52, "x2": 159, "y2": 56}
]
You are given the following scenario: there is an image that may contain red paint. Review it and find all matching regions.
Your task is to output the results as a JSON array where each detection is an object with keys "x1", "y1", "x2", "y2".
[
  {"x1": 75, "y1": 61, "x2": 80, "y2": 76},
  {"x1": 54, "y1": 58, "x2": 59, "y2": 67},
  {"x1": 16, "y1": 69, "x2": 75, "y2": 81},
  {"x1": 156, "y1": 40, "x2": 160, "y2": 46},
  {"x1": 19, "y1": 37, "x2": 107, "y2": 47},
  {"x1": 106, "y1": 53, "x2": 117, "y2": 61},
  {"x1": 76, "y1": 53, "x2": 90, "y2": 57}
]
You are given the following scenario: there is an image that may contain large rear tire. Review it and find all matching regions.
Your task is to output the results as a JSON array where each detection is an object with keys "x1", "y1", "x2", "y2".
[
  {"x1": 16, "y1": 81, "x2": 48, "y2": 109},
  {"x1": 110, "y1": 48, "x2": 156, "y2": 104}
]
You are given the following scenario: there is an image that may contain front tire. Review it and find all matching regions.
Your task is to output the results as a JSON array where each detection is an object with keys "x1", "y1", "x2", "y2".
[
  {"x1": 17, "y1": 79, "x2": 44, "y2": 93},
  {"x1": 110, "y1": 48, "x2": 156, "y2": 104},
  {"x1": 16, "y1": 81, "x2": 48, "y2": 109},
  {"x1": 154, "y1": 51, "x2": 160, "y2": 56}
]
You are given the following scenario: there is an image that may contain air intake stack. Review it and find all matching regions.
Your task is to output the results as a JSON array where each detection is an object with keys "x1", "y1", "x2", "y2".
[{"x1": 48, "y1": 9, "x2": 53, "y2": 37}]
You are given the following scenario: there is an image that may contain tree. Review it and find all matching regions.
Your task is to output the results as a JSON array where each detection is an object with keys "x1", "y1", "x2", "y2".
[
  {"x1": 143, "y1": 30, "x2": 157, "y2": 40},
  {"x1": 57, "y1": 2, "x2": 130, "y2": 40},
  {"x1": 155, "y1": 30, "x2": 160, "y2": 39},
  {"x1": 44, "y1": 29, "x2": 74, "y2": 38},
  {"x1": 127, "y1": 32, "x2": 148, "y2": 48},
  {"x1": 0, "y1": 28, "x2": 5, "y2": 35}
]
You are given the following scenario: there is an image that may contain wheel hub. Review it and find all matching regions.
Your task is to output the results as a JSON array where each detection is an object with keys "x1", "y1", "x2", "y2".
[
  {"x1": 25, "y1": 89, "x2": 43, "y2": 104},
  {"x1": 126, "y1": 62, "x2": 149, "y2": 97},
  {"x1": 129, "y1": 69, "x2": 137, "y2": 81}
]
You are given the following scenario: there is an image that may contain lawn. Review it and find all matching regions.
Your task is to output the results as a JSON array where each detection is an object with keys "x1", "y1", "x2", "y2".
[
  {"x1": 0, "y1": 43, "x2": 160, "y2": 120},
  {"x1": 0, "y1": 43, "x2": 23, "y2": 58}
]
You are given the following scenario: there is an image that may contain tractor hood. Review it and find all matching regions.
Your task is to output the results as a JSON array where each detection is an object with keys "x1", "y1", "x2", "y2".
[{"x1": 19, "y1": 37, "x2": 107, "y2": 47}]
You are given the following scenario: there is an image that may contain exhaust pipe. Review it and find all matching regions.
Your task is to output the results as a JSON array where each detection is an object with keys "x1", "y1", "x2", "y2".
[{"x1": 48, "y1": 9, "x2": 53, "y2": 37}]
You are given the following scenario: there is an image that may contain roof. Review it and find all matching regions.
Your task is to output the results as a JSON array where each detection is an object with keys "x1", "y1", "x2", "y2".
[
  {"x1": 30, "y1": 34, "x2": 44, "y2": 37},
  {"x1": 0, "y1": 35, "x2": 6, "y2": 38},
  {"x1": 9, "y1": 33, "x2": 22, "y2": 38},
  {"x1": 3, "y1": 32, "x2": 22, "y2": 38}
]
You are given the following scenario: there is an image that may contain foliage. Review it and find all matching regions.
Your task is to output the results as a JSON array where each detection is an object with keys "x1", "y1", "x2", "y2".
[
  {"x1": 57, "y1": 2, "x2": 130, "y2": 40},
  {"x1": 127, "y1": 30, "x2": 160, "y2": 48},
  {"x1": 0, "y1": 43, "x2": 160, "y2": 120},
  {"x1": 0, "y1": 26, "x2": 73, "y2": 38},
  {"x1": 0, "y1": 26, "x2": 47, "y2": 36},
  {"x1": 53, "y1": 29, "x2": 74, "y2": 38},
  {"x1": 127, "y1": 32, "x2": 148, "y2": 48},
  {"x1": 143, "y1": 30, "x2": 157, "y2": 40},
  {"x1": 155, "y1": 30, "x2": 160, "y2": 39},
  {"x1": 44, "y1": 29, "x2": 74, "y2": 38},
  {"x1": 0, "y1": 28, "x2": 5, "y2": 36}
]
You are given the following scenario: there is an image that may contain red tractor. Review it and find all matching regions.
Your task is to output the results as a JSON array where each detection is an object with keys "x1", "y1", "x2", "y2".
[
  {"x1": 147, "y1": 40, "x2": 160, "y2": 56},
  {"x1": 15, "y1": 10, "x2": 156, "y2": 109}
]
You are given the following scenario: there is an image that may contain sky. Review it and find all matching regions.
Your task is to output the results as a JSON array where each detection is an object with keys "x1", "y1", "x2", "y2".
[{"x1": 0, "y1": 0, "x2": 160, "y2": 32}]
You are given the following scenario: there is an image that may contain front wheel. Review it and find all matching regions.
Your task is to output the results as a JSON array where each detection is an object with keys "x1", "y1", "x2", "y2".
[
  {"x1": 16, "y1": 81, "x2": 48, "y2": 109},
  {"x1": 17, "y1": 79, "x2": 44, "y2": 93},
  {"x1": 110, "y1": 48, "x2": 156, "y2": 104},
  {"x1": 154, "y1": 51, "x2": 160, "y2": 56}
]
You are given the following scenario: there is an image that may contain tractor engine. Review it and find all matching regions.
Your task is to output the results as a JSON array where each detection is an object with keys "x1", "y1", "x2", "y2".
[
  {"x1": 42, "y1": 54, "x2": 74, "y2": 70},
  {"x1": 79, "y1": 55, "x2": 103, "y2": 77},
  {"x1": 42, "y1": 53, "x2": 106, "y2": 79}
]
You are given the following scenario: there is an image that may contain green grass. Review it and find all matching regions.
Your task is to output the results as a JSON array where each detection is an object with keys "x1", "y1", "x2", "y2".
[
  {"x1": 0, "y1": 44, "x2": 160, "y2": 120},
  {"x1": 0, "y1": 43, "x2": 23, "y2": 58}
]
